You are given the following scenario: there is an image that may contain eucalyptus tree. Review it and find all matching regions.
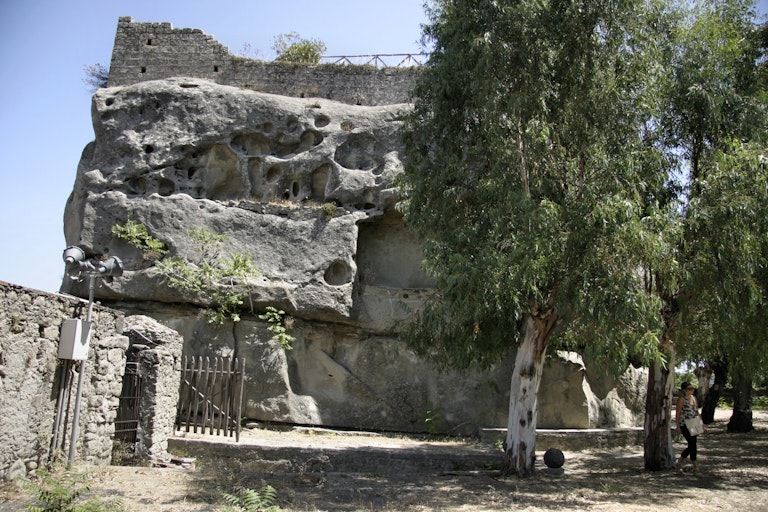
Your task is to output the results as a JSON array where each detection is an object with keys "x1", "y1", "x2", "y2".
[
  {"x1": 662, "y1": 0, "x2": 768, "y2": 437},
  {"x1": 399, "y1": 0, "x2": 672, "y2": 477}
]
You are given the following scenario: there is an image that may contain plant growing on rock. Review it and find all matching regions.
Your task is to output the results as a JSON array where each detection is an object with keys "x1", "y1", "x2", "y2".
[
  {"x1": 272, "y1": 32, "x2": 326, "y2": 64},
  {"x1": 154, "y1": 228, "x2": 261, "y2": 324},
  {"x1": 259, "y1": 306, "x2": 295, "y2": 350},
  {"x1": 112, "y1": 219, "x2": 168, "y2": 260}
]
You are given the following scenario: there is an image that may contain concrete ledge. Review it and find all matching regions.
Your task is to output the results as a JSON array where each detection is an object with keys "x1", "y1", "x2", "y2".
[
  {"x1": 168, "y1": 436, "x2": 502, "y2": 475},
  {"x1": 478, "y1": 428, "x2": 644, "y2": 451}
]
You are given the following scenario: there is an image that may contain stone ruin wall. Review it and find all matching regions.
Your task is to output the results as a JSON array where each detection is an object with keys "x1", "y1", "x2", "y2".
[
  {"x1": 0, "y1": 282, "x2": 127, "y2": 480},
  {"x1": 108, "y1": 17, "x2": 418, "y2": 106}
]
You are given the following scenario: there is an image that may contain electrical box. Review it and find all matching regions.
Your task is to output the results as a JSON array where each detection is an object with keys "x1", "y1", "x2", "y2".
[{"x1": 58, "y1": 319, "x2": 92, "y2": 360}]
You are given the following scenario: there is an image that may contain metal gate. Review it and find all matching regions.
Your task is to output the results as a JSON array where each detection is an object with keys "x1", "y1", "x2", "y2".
[
  {"x1": 176, "y1": 356, "x2": 245, "y2": 441},
  {"x1": 114, "y1": 361, "x2": 143, "y2": 444}
]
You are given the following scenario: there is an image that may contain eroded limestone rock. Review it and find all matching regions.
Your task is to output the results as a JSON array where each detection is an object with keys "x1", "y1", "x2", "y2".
[{"x1": 63, "y1": 77, "x2": 646, "y2": 433}]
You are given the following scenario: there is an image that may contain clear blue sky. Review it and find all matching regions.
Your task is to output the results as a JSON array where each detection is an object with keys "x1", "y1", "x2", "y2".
[
  {"x1": 0, "y1": 1, "x2": 766, "y2": 294},
  {"x1": 0, "y1": 0, "x2": 429, "y2": 293}
]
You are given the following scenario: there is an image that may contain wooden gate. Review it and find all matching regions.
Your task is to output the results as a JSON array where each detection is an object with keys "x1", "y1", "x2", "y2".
[{"x1": 176, "y1": 356, "x2": 245, "y2": 441}]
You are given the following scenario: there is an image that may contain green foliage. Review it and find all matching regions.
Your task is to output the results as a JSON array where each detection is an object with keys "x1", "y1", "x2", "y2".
[
  {"x1": 258, "y1": 306, "x2": 295, "y2": 350},
  {"x1": 422, "y1": 406, "x2": 443, "y2": 434},
  {"x1": 82, "y1": 63, "x2": 108, "y2": 93},
  {"x1": 320, "y1": 202, "x2": 337, "y2": 221},
  {"x1": 22, "y1": 462, "x2": 123, "y2": 512},
  {"x1": 668, "y1": 1, "x2": 768, "y2": 377},
  {"x1": 155, "y1": 228, "x2": 261, "y2": 324},
  {"x1": 112, "y1": 219, "x2": 168, "y2": 259},
  {"x1": 399, "y1": 0, "x2": 672, "y2": 371},
  {"x1": 221, "y1": 485, "x2": 280, "y2": 512},
  {"x1": 272, "y1": 32, "x2": 326, "y2": 63}
]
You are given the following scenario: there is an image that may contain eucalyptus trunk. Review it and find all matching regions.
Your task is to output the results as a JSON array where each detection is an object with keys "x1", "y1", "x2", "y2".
[
  {"x1": 701, "y1": 359, "x2": 728, "y2": 424},
  {"x1": 503, "y1": 312, "x2": 555, "y2": 477},
  {"x1": 727, "y1": 374, "x2": 753, "y2": 433},
  {"x1": 694, "y1": 364, "x2": 712, "y2": 408},
  {"x1": 643, "y1": 339, "x2": 676, "y2": 471}
]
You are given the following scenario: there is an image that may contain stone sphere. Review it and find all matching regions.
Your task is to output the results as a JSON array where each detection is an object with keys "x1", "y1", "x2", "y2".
[{"x1": 543, "y1": 448, "x2": 565, "y2": 468}]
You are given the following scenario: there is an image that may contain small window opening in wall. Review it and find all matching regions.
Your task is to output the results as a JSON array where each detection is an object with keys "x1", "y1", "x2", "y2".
[
  {"x1": 214, "y1": 65, "x2": 219, "y2": 72},
  {"x1": 147, "y1": 38, "x2": 152, "y2": 45},
  {"x1": 140, "y1": 66, "x2": 147, "y2": 73}
]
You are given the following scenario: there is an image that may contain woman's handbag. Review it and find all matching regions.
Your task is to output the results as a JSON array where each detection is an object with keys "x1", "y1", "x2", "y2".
[{"x1": 684, "y1": 416, "x2": 705, "y2": 436}]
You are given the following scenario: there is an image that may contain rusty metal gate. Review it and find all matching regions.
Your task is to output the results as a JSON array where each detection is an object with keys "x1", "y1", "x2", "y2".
[
  {"x1": 115, "y1": 361, "x2": 143, "y2": 444},
  {"x1": 176, "y1": 356, "x2": 245, "y2": 441}
]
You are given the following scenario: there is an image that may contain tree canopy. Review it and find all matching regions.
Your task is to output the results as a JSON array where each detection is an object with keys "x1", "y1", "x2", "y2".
[{"x1": 399, "y1": 0, "x2": 767, "y2": 475}]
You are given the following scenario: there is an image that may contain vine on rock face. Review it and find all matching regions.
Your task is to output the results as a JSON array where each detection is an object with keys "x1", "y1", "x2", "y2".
[
  {"x1": 113, "y1": 221, "x2": 262, "y2": 325},
  {"x1": 259, "y1": 306, "x2": 295, "y2": 350},
  {"x1": 111, "y1": 219, "x2": 168, "y2": 260},
  {"x1": 155, "y1": 228, "x2": 261, "y2": 324}
]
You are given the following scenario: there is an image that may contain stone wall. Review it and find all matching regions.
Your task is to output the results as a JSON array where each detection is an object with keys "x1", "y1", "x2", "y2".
[
  {"x1": 123, "y1": 315, "x2": 183, "y2": 463},
  {"x1": 107, "y1": 17, "x2": 418, "y2": 106},
  {"x1": 0, "y1": 282, "x2": 128, "y2": 481}
]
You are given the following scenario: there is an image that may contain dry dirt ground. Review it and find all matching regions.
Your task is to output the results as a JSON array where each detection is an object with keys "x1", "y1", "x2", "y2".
[{"x1": 3, "y1": 409, "x2": 768, "y2": 512}]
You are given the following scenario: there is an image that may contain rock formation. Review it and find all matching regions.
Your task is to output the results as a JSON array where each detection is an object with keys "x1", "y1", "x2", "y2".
[{"x1": 61, "y1": 19, "x2": 646, "y2": 434}]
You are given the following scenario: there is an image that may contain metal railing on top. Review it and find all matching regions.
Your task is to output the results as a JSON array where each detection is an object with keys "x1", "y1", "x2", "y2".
[{"x1": 320, "y1": 53, "x2": 428, "y2": 68}]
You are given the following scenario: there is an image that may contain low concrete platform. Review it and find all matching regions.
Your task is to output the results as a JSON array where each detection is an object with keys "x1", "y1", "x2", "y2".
[
  {"x1": 479, "y1": 427, "x2": 644, "y2": 451},
  {"x1": 167, "y1": 424, "x2": 643, "y2": 476}
]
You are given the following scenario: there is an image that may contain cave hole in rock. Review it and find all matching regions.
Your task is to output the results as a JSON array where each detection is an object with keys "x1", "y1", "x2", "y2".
[
  {"x1": 126, "y1": 177, "x2": 148, "y2": 195},
  {"x1": 292, "y1": 181, "x2": 300, "y2": 198},
  {"x1": 324, "y1": 260, "x2": 352, "y2": 286},
  {"x1": 232, "y1": 133, "x2": 270, "y2": 156},
  {"x1": 311, "y1": 164, "x2": 331, "y2": 201},
  {"x1": 266, "y1": 166, "x2": 281, "y2": 182},
  {"x1": 275, "y1": 138, "x2": 300, "y2": 158},
  {"x1": 335, "y1": 133, "x2": 379, "y2": 171},
  {"x1": 358, "y1": 188, "x2": 377, "y2": 210},
  {"x1": 158, "y1": 178, "x2": 175, "y2": 197},
  {"x1": 203, "y1": 144, "x2": 243, "y2": 200},
  {"x1": 246, "y1": 158, "x2": 263, "y2": 198},
  {"x1": 298, "y1": 130, "x2": 324, "y2": 153},
  {"x1": 286, "y1": 116, "x2": 299, "y2": 132},
  {"x1": 105, "y1": 98, "x2": 115, "y2": 106},
  {"x1": 144, "y1": 144, "x2": 154, "y2": 154},
  {"x1": 356, "y1": 210, "x2": 435, "y2": 288},
  {"x1": 314, "y1": 114, "x2": 330, "y2": 128}
]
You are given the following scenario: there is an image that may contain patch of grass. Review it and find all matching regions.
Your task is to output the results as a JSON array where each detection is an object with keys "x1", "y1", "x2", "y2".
[{"x1": 599, "y1": 480, "x2": 625, "y2": 494}]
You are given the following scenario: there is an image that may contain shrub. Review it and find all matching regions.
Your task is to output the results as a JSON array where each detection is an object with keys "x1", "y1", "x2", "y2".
[{"x1": 272, "y1": 32, "x2": 326, "y2": 64}]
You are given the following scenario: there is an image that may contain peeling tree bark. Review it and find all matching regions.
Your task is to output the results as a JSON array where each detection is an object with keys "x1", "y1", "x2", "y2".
[
  {"x1": 503, "y1": 312, "x2": 556, "y2": 477},
  {"x1": 643, "y1": 339, "x2": 676, "y2": 471}
]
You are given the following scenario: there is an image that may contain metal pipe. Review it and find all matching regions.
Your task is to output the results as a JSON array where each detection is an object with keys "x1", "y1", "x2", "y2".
[{"x1": 67, "y1": 274, "x2": 97, "y2": 466}]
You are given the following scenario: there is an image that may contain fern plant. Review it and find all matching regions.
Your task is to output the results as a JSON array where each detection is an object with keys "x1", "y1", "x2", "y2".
[
  {"x1": 23, "y1": 462, "x2": 123, "y2": 512},
  {"x1": 220, "y1": 485, "x2": 280, "y2": 512}
]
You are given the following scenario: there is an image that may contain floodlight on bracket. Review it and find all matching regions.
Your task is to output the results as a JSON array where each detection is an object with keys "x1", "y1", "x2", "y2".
[{"x1": 56, "y1": 246, "x2": 123, "y2": 466}]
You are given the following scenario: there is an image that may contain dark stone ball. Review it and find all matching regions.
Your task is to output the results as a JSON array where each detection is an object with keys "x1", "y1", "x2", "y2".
[{"x1": 543, "y1": 448, "x2": 565, "y2": 468}]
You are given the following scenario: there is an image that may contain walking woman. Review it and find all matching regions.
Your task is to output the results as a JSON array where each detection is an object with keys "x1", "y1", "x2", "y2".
[{"x1": 675, "y1": 381, "x2": 706, "y2": 474}]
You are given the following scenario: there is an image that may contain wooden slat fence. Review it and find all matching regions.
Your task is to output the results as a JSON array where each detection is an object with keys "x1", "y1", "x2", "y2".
[{"x1": 176, "y1": 356, "x2": 245, "y2": 441}]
